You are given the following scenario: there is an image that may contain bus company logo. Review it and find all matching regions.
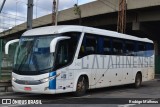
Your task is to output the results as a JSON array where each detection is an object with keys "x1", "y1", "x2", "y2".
[{"x1": 2, "y1": 99, "x2": 11, "y2": 104}]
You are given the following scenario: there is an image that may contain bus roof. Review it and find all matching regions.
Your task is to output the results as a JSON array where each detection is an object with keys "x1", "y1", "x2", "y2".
[{"x1": 22, "y1": 25, "x2": 153, "y2": 43}]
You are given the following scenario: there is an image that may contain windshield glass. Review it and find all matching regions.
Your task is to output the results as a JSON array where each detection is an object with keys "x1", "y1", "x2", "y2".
[{"x1": 13, "y1": 35, "x2": 56, "y2": 75}]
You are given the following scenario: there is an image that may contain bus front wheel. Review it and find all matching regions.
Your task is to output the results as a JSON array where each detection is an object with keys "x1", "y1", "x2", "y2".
[{"x1": 74, "y1": 76, "x2": 87, "y2": 96}]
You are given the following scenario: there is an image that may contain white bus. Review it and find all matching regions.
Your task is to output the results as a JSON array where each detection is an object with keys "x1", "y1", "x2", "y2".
[{"x1": 5, "y1": 25, "x2": 154, "y2": 96}]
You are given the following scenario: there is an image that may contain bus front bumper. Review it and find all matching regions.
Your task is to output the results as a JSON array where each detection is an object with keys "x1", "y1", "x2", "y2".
[{"x1": 12, "y1": 81, "x2": 56, "y2": 94}]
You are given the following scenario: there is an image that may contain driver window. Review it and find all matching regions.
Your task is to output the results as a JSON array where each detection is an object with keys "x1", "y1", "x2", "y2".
[
  {"x1": 55, "y1": 39, "x2": 72, "y2": 69},
  {"x1": 55, "y1": 32, "x2": 81, "y2": 70}
]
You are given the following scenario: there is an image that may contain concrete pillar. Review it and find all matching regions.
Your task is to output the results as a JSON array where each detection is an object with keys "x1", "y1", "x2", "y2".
[{"x1": 27, "y1": 0, "x2": 33, "y2": 30}]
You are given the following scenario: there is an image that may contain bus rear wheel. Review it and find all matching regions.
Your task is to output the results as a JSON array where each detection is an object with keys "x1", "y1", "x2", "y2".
[
  {"x1": 134, "y1": 73, "x2": 142, "y2": 88},
  {"x1": 74, "y1": 76, "x2": 87, "y2": 96}
]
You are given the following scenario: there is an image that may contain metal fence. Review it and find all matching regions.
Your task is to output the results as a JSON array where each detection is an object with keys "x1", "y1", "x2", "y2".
[
  {"x1": 0, "y1": 39, "x2": 18, "y2": 80},
  {"x1": 0, "y1": 39, "x2": 2, "y2": 79}
]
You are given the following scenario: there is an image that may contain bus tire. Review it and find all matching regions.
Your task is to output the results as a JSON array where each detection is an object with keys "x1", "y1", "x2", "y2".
[
  {"x1": 74, "y1": 76, "x2": 87, "y2": 96},
  {"x1": 133, "y1": 72, "x2": 142, "y2": 88}
]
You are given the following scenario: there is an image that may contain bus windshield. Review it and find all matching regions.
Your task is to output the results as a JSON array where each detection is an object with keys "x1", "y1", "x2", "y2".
[{"x1": 13, "y1": 35, "x2": 57, "y2": 75}]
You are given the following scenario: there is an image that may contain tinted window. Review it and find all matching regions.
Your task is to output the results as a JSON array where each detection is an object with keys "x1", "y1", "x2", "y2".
[
  {"x1": 146, "y1": 43, "x2": 154, "y2": 57},
  {"x1": 136, "y1": 43, "x2": 146, "y2": 56},
  {"x1": 56, "y1": 40, "x2": 69, "y2": 68},
  {"x1": 63, "y1": 32, "x2": 81, "y2": 55},
  {"x1": 112, "y1": 39, "x2": 124, "y2": 55},
  {"x1": 55, "y1": 32, "x2": 81, "y2": 69},
  {"x1": 78, "y1": 34, "x2": 97, "y2": 58},
  {"x1": 125, "y1": 41, "x2": 135, "y2": 56},
  {"x1": 78, "y1": 33, "x2": 153, "y2": 58},
  {"x1": 85, "y1": 36, "x2": 97, "y2": 54},
  {"x1": 103, "y1": 38, "x2": 111, "y2": 55}
]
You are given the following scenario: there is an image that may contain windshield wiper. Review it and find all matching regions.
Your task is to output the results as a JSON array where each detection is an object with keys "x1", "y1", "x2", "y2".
[{"x1": 17, "y1": 41, "x2": 34, "y2": 72}]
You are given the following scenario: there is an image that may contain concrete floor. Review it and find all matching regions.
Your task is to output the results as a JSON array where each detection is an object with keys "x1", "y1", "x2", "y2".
[{"x1": 0, "y1": 79, "x2": 160, "y2": 107}]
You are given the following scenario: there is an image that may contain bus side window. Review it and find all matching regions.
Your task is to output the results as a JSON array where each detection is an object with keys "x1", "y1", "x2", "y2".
[
  {"x1": 85, "y1": 35, "x2": 97, "y2": 55},
  {"x1": 137, "y1": 43, "x2": 146, "y2": 56},
  {"x1": 125, "y1": 41, "x2": 135, "y2": 56},
  {"x1": 78, "y1": 34, "x2": 97, "y2": 58},
  {"x1": 146, "y1": 43, "x2": 154, "y2": 57},
  {"x1": 112, "y1": 40, "x2": 124, "y2": 55},
  {"x1": 103, "y1": 38, "x2": 111, "y2": 55}
]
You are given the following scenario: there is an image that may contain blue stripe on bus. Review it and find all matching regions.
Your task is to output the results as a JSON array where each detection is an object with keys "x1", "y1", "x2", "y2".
[{"x1": 49, "y1": 71, "x2": 56, "y2": 89}]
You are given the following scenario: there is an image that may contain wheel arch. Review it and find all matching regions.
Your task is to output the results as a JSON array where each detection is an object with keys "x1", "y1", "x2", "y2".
[
  {"x1": 136, "y1": 71, "x2": 142, "y2": 78},
  {"x1": 133, "y1": 70, "x2": 142, "y2": 81},
  {"x1": 133, "y1": 71, "x2": 142, "y2": 82},
  {"x1": 73, "y1": 72, "x2": 89, "y2": 91}
]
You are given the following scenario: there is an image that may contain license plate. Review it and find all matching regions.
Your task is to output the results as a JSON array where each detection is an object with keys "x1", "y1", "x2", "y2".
[{"x1": 24, "y1": 87, "x2": 32, "y2": 91}]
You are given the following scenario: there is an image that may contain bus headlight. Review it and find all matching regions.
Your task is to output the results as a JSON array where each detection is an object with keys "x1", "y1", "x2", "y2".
[
  {"x1": 12, "y1": 77, "x2": 16, "y2": 82},
  {"x1": 40, "y1": 73, "x2": 60, "y2": 83},
  {"x1": 40, "y1": 78, "x2": 49, "y2": 83}
]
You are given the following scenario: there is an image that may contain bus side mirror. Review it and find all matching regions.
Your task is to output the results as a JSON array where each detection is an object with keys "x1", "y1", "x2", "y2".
[
  {"x1": 50, "y1": 36, "x2": 70, "y2": 53},
  {"x1": 5, "y1": 39, "x2": 19, "y2": 54}
]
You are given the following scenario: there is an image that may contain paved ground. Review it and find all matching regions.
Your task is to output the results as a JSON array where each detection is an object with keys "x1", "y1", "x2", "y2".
[{"x1": 0, "y1": 79, "x2": 160, "y2": 107}]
